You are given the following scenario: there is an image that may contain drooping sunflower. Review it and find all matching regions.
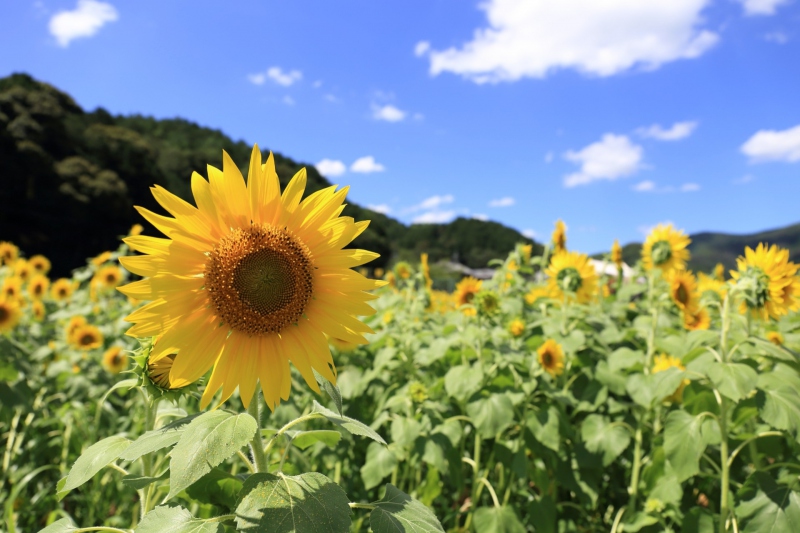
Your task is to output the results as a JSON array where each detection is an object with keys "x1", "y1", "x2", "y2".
[
  {"x1": 51, "y1": 279, "x2": 74, "y2": 302},
  {"x1": 509, "y1": 318, "x2": 525, "y2": 337},
  {"x1": 118, "y1": 146, "x2": 384, "y2": 410},
  {"x1": 29, "y1": 255, "x2": 51, "y2": 275},
  {"x1": 667, "y1": 270, "x2": 698, "y2": 311},
  {"x1": 14, "y1": 260, "x2": 31, "y2": 282},
  {"x1": 611, "y1": 239, "x2": 623, "y2": 266},
  {"x1": 72, "y1": 324, "x2": 104, "y2": 351},
  {"x1": 0, "y1": 241, "x2": 19, "y2": 266},
  {"x1": 697, "y1": 272, "x2": 726, "y2": 301},
  {"x1": 642, "y1": 224, "x2": 690, "y2": 273},
  {"x1": 102, "y1": 346, "x2": 128, "y2": 374},
  {"x1": 652, "y1": 354, "x2": 689, "y2": 403},
  {"x1": 32, "y1": 300, "x2": 46, "y2": 321},
  {"x1": 95, "y1": 265, "x2": 123, "y2": 289},
  {"x1": 538, "y1": 339, "x2": 565, "y2": 377},
  {"x1": 28, "y1": 274, "x2": 50, "y2": 301},
  {"x1": 2, "y1": 277, "x2": 23, "y2": 301},
  {"x1": 545, "y1": 250, "x2": 598, "y2": 304},
  {"x1": 766, "y1": 331, "x2": 784, "y2": 346},
  {"x1": 730, "y1": 243, "x2": 799, "y2": 320},
  {"x1": 551, "y1": 220, "x2": 567, "y2": 252},
  {"x1": 683, "y1": 306, "x2": 710, "y2": 331},
  {"x1": 454, "y1": 276, "x2": 482, "y2": 316},
  {"x1": 0, "y1": 299, "x2": 21, "y2": 332}
]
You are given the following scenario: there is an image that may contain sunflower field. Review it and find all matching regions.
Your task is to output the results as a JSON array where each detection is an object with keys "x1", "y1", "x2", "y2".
[{"x1": 2, "y1": 148, "x2": 800, "y2": 533}]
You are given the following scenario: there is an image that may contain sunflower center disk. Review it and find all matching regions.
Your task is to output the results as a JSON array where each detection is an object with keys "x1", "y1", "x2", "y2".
[
  {"x1": 676, "y1": 284, "x2": 689, "y2": 306},
  {"x1": 557, "y1": 267, "x2": 582, "y2": 293},
  {"x1": 651, "y1": 240, "x2": 672, "y2": 266},
  {"x1": 205, "y1": 225, "x2": 314, "y2": 335}
]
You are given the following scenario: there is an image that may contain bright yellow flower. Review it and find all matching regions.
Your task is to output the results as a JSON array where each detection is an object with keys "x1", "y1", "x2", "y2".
[
  {"x1": 667, "y1": 270, "x2": 698, "y2": 311},
  {"x1": 382, "y1": 311, "x2": 394, "y2": 324},
  {"x1": 0, "y1": 299, "x2": 22, "y2": 332},
  {"x1": 72, "y1": 324, "x2": 103, "y2": 351},
  {"x1": 611, "y1": 239, "x2": 623, "y2": 265},
  {"x1": 730, "y1": 243, "x2": 799, "y2": 320},
  {"x1": 103, "y1": 346, "x2": 128, "y2": 374},
  {"x1": 524, "y1": 286, "x2": 551, "y2": 305},
  {"x1": 642, "y1": 224, "x2": 691, "y2": 274},
  {"x1": 507, "y1": 259, "x2": 519, "y2": 272},
  {"x1": 697, "y1": 272, "x2": 726, "y2": 300},
  {"x1": 538, "y1": 339, "x2": 565, "y2": 376},
  {"x1": 32, "y1": 300, "x2": 46, "y2": 321},
  {"x1": 454, "y1": 276, "x2": 482, "y2": 316},
  {"x1": 129, "y1": 224, "x2": 144, "y2": 236},
  {"x1": 520, "y1": 244, "x2": 532, "y2": 264},
  {"x1": 118, "y1": 146, "x2": 384, "y2": 410},
  {"x1": 51, "y1": 279, "x2": 74, "y2": 302},
  {"x1": 2, "y1": 277, "x2": 23, "y2": 301},
  {"x1": 551, "y1": 220, "x2": 567, "y2": 253},
  {"x1": 65, "y1": 316, "x2": 87, "y2": 344},
  {"x1": 714, "y1": 263, "x2": 726, "y2": 281},
  {"x1": 14, "y1": 260, "x2": 31, "y2": 282},
  {"x1": 28, "y1": 255, "x2": 51, "y2": 275},
  {"x1": 421, "y1": 253, "x2": 433, "y2": 290},
  {"x1": 545, "y1": 250, "x2": 598, "y2": 304},
  {"x1": 767, "y1": 331, "x2": 784, "y2": 346},
  {"x1": 91, "y1": 251, "x2": 113, "y2": 266},
  {"x1": 95, "y1": 265, "x2": 123, "y2": 289},
  {"x1": 386, "y1": 271, "x2": 397, "y2": 290},
  {"x1": 509, "y1": 319, "x2": 525, "y2": 337},
  {"x1": 427, "y1": 290, "x2": 454, "y2": 314},
  {"x1": 652, "y1": 354, "x2": 689, "y2": 402},
  {"x1": 0, "y1": 241, "x2": 19, "y2": 266},
  {"x1": 395, "y1": 261, "x2": 413, "y2": 280},
  {"x1": 28, "y1": 274, "x2": 50, "y2": 301},
  {"x1": 683, "y1": 306, "x2": 710, "y2": 331}
]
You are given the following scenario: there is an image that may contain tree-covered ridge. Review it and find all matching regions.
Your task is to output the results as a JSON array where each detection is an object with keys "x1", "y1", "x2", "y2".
[{"x1": 0, "y1": 73, "x2": 533, "y2": 276}]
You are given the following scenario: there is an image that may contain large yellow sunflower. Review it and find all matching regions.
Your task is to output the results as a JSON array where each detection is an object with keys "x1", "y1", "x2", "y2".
[
  {"x1": 730, "y1": 243, "x2": 798, "y2": 320},
  {"x1": 697, "y1": 272, "x2": 726, "y2": 300},
  {"x1": 667, "y1": 270, "x2": 698, "y2": 311},
  {"x1": 545, "y1": 250, "x2": 598, "y2": 304},
  {"x1": 29, "y1": 255, "x2": 51, "y2": 275},
  {"x1": 642, "y1": 224, "x2": 690, "y2": 273},
  {"x1": 454, "y1": 276, "x2": 482, "y2": 316},
  {"x1": 551, "y1": 220, "x2": 567, "y2": 252},
  {"x1": 683, "y1": 306, "x2": 710, "y2": 331},
  {"x1": 65, "y1": 316, "x2": 87, "y2": 344},
  {"x1": 538, "y1": 339, "x2": 565, "y2": 377},
  {"x1": 51, "y1": 279, "x2": 74, "y2": 302},
  {"x1": 0, "y1": 299, "x2": 21, "y2": 332},
  {"x1": 118, "y1": 146, "x2": 384, "y2": 410},
  {"x1": 0, "y1": 241, "x2": 19, "y2": 266}
]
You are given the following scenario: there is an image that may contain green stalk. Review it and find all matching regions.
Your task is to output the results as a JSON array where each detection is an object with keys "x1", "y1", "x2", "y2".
[
  {"x1": 718, "y1": 293, "x2": 732, "y2": 533},
  {"x1": 627, "y1": 424, "x2": 644, "y2": 514},
  {"x1": 247, "y1": 397, "x2": 269, "y2": 473},
  {"x1": 463, "y1": 433, "x2": 482, "y2": 530}
]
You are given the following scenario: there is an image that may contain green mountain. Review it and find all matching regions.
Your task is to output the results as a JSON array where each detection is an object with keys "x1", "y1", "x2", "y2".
[{"x1": 0, "y1": 73, "x2": 536, "y2": 277}]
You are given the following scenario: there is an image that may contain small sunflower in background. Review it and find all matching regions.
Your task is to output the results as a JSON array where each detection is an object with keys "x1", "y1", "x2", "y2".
[
  {"x1": 509, "y1": 318, "x2": 525, "y2": 337},
  {"x1": 520, "y1": 244, "x2": 533, "y2": 264},
  {"x1": 65, "y1": 316, "x2": 87, "y2": 344},
  {"x1": 538, "y1": 339, "x2": 565, "y2": 377},
  {"x1": 683, "y1": 306, "x2": 710, "y2": 331},
  {"x1": 394, "y1": 261, "x2": 413, "y2": 280},
  {"x1": 454, "y1": 276, "x2": 482, "y2": 316},
  {"x1": 95, "y1": 265, "x2": 123, "y2": 289},
  {"x1": 697, "y1": 272, "x2": 726, "y2": 300},
  {"x1": 91, "y1": 251, "x2": 113, "y2": 266},
  {"x1": 28, "y1": 255, "x2": 51, "y2": 275},
  {"x1": 642, "y1": 224, "x2": 690, "y2": 274},
  {"x1": 611, "y1": 239, "x2": 623, "y2": 266},
  {"x1": 0, "y1": 299, "x2": 21, "y2": 332},
  {"x1": 714, "y1": 263, "x2": 726, "y2": 281},
  {"x1": 551, "y1": 220, "x2": 567, "y2": 252},
  {"x1": 667, "y1": 270, "x2": 698, "y2": 311},
  {"x1": 652, "y1": 354, "x2": 689, "y2": 403},
  {"x1": 32, "y1": 300, "x2": 46, "y2": 322},
  {"x1": 475, "y1": 290, "x2": 501, "y2": 316},
  {"x1": 72, "y1": 324, "x2": 104, "y2": 351},
  {"x1": 0, "y1": 241, "x2": 19, "y2": 266},
  {"x1": 545, "y1": 250, "x2": 597, "y2": 304},
  {"x1": 767, "y1": 331, "x2": 784, "y2": 346},
  {"x1": 28, "y1": 274, "x2": 50, "y2": 301},
  {"x1": 14, "y1": 260, "x2": 31, "y2": 282},
  {"x1": 51, "y1": 279, "x2": 74, "y2": 302},
  {"x1": 524, "y1": 286, "x2": 551, "y2": 305},
  {"x1": 2, "y1": 277, "x2": 23, "y2": 301},
  {"x1": 102, "y1": 346, "x2": 128, "y2": 374},
  {"x1": 730, "y1": 243, "x2": 799, "y2": 320}
]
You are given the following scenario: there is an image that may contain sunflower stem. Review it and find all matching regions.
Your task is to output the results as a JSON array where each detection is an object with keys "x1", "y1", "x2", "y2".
[{"x1": 247, "y1": 397, "x2": 269, "y2": 473}]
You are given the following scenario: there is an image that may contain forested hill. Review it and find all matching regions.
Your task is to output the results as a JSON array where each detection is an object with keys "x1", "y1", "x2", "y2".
[{"x1": 0, "y1": 73, "x2": 536, "y2": 276}]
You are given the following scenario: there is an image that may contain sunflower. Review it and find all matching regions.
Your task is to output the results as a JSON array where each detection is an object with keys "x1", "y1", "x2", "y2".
[
  {"x1": 72, "y1": 324, "x2": 103, "y2": 351},
  {"x1": 102, "y1": 346, "x2": 128, "y2": 374},
  {"x1": 538, "y1": 339, "x2": 565, "y2": 376},
  {"x1": 545, "y1": 250, "x2": 598, "y2": 304},
  {"x1": 697, "y1": 272, "x2": 726, "y2": 300},
  {"x1": 714, "y1": 263, "x2": 726, "y2": 281},
  {"x1": 395, "y1": 261, "x2": 413, "y2": 280},
  {"x1": 130, "y1": 224, "x2": 144, "y2": 236},
  {"x1": 28, "y1": 274, "x2": 50, "y2": 301},
  {"x1": 51, "y1": 278, "x2": 74, "y2": 302},
  {"x1": 730, "y1": 243, "x2": 799, "y2": 320},
  {"x1": 667, "y1": 270, "x2": 698, "y2": 311},
  {"x1": 385, "y1": 271, "x2": 397, "y2": 290},
  {"x1": 96, "y1": 265, "x2": 123, "y2": 289},
  {"x1": 148, "y1": 353, "x2": 179, "y2": 389},
  {"x1": 32, "y1": 300, "x2": 46, "y2": 321},
  {"x1": 454, "y1": 276, "x2": 482, "y2": 316},
  {"x1": 509, "y1": 318, "x2": 525, "y2": 337},
  {"x1": 374, "y1": 267, "x2": 384, "y2": 278},
  {"x1": 652, "y1": 354, "x2": 689, "y2": 403},
  {"x1": 642, "y1": 224, "x2": 690, "y2": 273},
  {"x1": 683, "y1": 306, "x2": 710, "y2": 331},
  {"x1": 427, "y1": 290, "x2": 454, "y2": 314},
  {"x1": 520, "y1": 244, "x2": 533, "y2": 264},
  {"x1": 65, "y1": 316, "x2": 87, "y2": 344},
  {"x1": 118, "y1": 146, "x2": 384, "y2": 410},
  {"x1": 29, "y1": 255, "x2": 51, "y2": 275},
  {"x1": 475, "y1": 290, "x2": 500, "y2": 315},
  {"x1": 0, "y1": 299, "x2": 21, "y2": 332},
  {"x1": 14, "y1": 260, "x2": 31, "y2": 282},
  {"x1": 2, "y1": 277, "x2": 23, "y2": 301},
  {"x1": 611, "y1": 239, "x2": 623, "y2": 265},
  {"x1": 551, "y1": 220, "x2": 567, "y2": 252},
  {"x1": 421, "y1": 253, "x2": 433, "y2": 290},
  {"x1": 524, "y1": 286, "x2": 551, "y2": 305},
  {"x1": 0, "y1": 241, "x2": 19, "y2": 266},
  {"x1": 91, "y1": 251, "x2": 113, "y2": 266},
  {"x1": 766, "y1": 331, "x2": 784, "y2": 346}
]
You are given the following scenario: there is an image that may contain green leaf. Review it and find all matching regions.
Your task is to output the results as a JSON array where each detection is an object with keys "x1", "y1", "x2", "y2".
[
  {"x1": 120, "y1": 413, "x2": 202, "y2": 461},
  {"x1": 167, "y1": 410, "x2": 257, "y2": 500},
  {"x1": 37, "y1": 518, "x2": 77, "y2": 533},
  {"x1": 682, "y1": 508, "x2": 715, "y2": 533},
  {"x1": 527, "y1": 496, "x2": 556, "y2": 533},
  {"x1": 580, "y1": 415, "x2": 631, "y2": 466},
  {"x1": 391, "y1": 417, "x2": 422, "y2": 449},
  {"x1": 526, "y1": 406, "x2": 561, "y2": 452},
  {"x1": 235, "y1": 472, "x2": 351, "y2": 532},
  {"x1": 369, "y1": 484, "x2": 445, "y2": 533},
  {"x1": 467, "y1": 393, "x2": 514, "y2": 438},
  {"x1": 184, "y1": 467, "x2": 243, "y2": 510},
  {"x1": 361, "y1": 442, "x2": 399, "y2": 490},
  {"x1": 444, "y1": 364, "x2": 483, "y2": 403},
  {"x1": 135, "y1": 505, "x2": 221, "y2": 533},
  {"x1": 622, "y1": 512, "x2": 659, "y2": 532},
  {"x1": 707, "y1": 362, "x2": 758, "y2": 402},
  {"x1": 664, "y1": 410, "x2": 712, "y2": 482},
  {"x1": 57, "y1": 435, "x2": 131, "y2": 500},
  {"x1": 607, "y1": 348, "x2": 645, "y2": 373},
  {"x1": 757, "y1": 373, "x2": 800, "y2": 437},
  {"x1": 472, "y1": 506, "x2": 526, "y2": 533},
  {"x1": 292, "y1": 430, "x2": 342, "y2": 450},
  {"x1": 626, "y1": 374, "x2": 654, "y2": 407},
  {"x1": 737, "y1": 472, "x2": 800, "y2": 533},
  {"x1": 122, "y1": 470, "x2": 169, "y2": 490},
  {"x1": 0, "y1": 360, "x2": 18, "y2": 382},
  {"x1": 312, "y1": 401, "x2": 387, "y2": 444},
  {"x1": 314, "y1": 367, "x2": 343, "y2": 416}
]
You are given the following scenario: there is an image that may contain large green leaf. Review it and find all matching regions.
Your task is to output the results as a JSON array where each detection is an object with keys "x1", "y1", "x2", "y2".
[
  {"x1": 682, "y1": 508, "x2": 715, "y2": 533},
  {"x1": 664, "y1": 410, "x2": 713, "y2": 482},
  {"x1": 757, "y1": 373, "x2": 800, "y2": 437},
  {"x1": 184, "y1": 467, "x2": 243, "y2": 510},
  {"x1": 120, "y1": 413, "x2": 201, "y2": 462},
  {"x1": 580, "y1": 414, "x2": 631, "y2": 466},
  {"x1": 391, "y1": 417, "x2": 422, "y2": 449},
  {"x1": 56, "y1": 435, "x2": 131, "y2": 500},
  {"x1": 292, "y1": 430, "x2": 342, "y2": 450},
  {"x1": 370, "y1": 484, "x2": 445, "y2": 533},
  {"x1": 607, "y1": 348, "x2": 645, "y2": 373},
  {"x1": 467, "y1": 393, "x2": 514, "y2": 438},
  {"x1": 167, "y1": 410, "x2": 257, "y2": 499},
  {"x1": 312, "y1": 401, "x2": 387, "y2": 444},
  {"x1": 444, "y1": 364, "x2": 483, "y2": 403},
  {"x1": 706, "y1": 361, "x2": 758, "y2": 402},
  {"x1": 472, "y1": 506, "x2": 526, "y2": 533},
  {"x1": 737, "y1": 472, "x2": 800, "y2": 533},
  {"x1": 235, "y1": 472, "x2": 351, "y2": 532},
  {"x1": 361, "y1": 441, "x2": 399, "y2": 490},
  {"x1": 527, "y1": 496, "x2": 556, "y2": 533},
  {"x1": 526, "y1": 406, "x2": 561, "y2": 452},
  {"x1": 135, "y1": 505, "x2": 221, "y2": 533},
  {"x1": 37, "y1": 518, "x2": 77, "y2": 533},
  {"x1": 313, "y1": 367, "x2": 343, "y2": 416}
]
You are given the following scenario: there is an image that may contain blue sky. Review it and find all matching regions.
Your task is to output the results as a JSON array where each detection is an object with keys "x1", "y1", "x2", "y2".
[{"x1": 1, "y1": 0, "x2": 799, "y2": 253}]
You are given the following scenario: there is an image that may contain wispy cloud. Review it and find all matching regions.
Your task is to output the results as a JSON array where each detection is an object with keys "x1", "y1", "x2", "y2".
[
  {"x1": 350, "y1": 156, "x2": 386, "y2": 174},
  {"x1": 733, "y1": 174, "x2": 755, "y2": 184},
  {"x1": 472, "y1": 214, "x2": 489, "y2": 221},
  {"x1": 741, "y1": 124, "x2": 800, "y2": 163},
  {"x1": 49, "y1": 0, "x2": 118, "y2": 47},
  {"x1": 372, "y1": 104, "x2": 407, "y2": 122},
  {"x1": 315, "y1": 159, "x2": 347, "y2": 178},
  {"x1": 413, "y1": 210, "x2": 457, "y2": 224},
  {"x1": 248, "y1": 67, "x2": 302, "y2": 86},
  {"x1": 633, "y1": 180, "x2": 656, "y2": 192},
  {"x1": 765, "y1": 31, "x2": 789, "y2": 44},
  {"x1": 681, "y1": 183, "x2": 700, "y2": 192},
  {"x1": 367, "y1": 204, "x2": 392, "y2": 215},
  {"x1": 633, "y1": 181, "x2": 700, "y2": 193},
  {"x1": 522, "y1": 229, "x2": 537, "y2": 239},
  {"x1": 637, "y1": 121, "x2": 698, "y2": 141},
  {"x1": 564, "y1": 134, "x2": 644, "y2": 188},
  {"x1": 738, "y1": 0, "x2": 790, "y2": 16},
  {"x1": 488, "y1": 196, "x2": 515, "y2": 207}
]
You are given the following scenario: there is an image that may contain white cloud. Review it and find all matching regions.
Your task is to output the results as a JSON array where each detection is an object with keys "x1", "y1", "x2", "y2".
[
  {"x1": 413, "y1": 210, "x2": 457, "y2": 224},
  {"x1": 765, "y1": 32, "x2": 789, "y2": 44},
  {"x1": 637, "y1": 121, "x2": 698, "y2": 141},
  {"x1": 414, "y1": 41, "x2": 431, "y2": 57},
  {"x1": 472, "y1": 214, "x2": 489, "y2": 221},
  {"x1": 522, "y1": 229, "x2": 537, "y2": 239},
  {"x1": 372, "y1": 104, "x2": 407, "y2": 122},
  {"x1": 49, "y1": 0, "x2": 118, "y2": 47},
  {"x1": 324, "y1": 94, "x2": 339, "y2": 103},
  {"x1": 268, "y1": 67, "x2": 302, "y2": 87},
  {"x1": 350, "y1": 156, "x2": 386, "y2": 174},
  {"x1": 738, "y1": 0, "x2": 790, "y2": 16},
  {"x1": 681, "y1": 183, "x2": 700, "y2": 192},
  {"x1": 313, "y1": 80, "x2": 323, "y2": 88},
  {"x1": 489, "y1": 196, "x2": 515, "y2": 207},
  {"x1": 633, "y1": 180, "x2": 656, "y2": 191},
  {"x1": 422, "y1": 0, "x2": 719, "y2": 83},
  {"x1": 315, "y1": 159, "x2": 347, "y2": 178},
  {"x1": 415, "y1": 194, "x2": 454, "y2": 211},
  {"x1": 741, "y1": 124, "x2": 800, "y2": 163},
  {"x1": 734, "y1": 174, "x2": 755, "y2": 184},
  {"x1": 564, "y1": 134, "x2": 644, "y2": 188},
  {"x1": 367, "y1": 204, "x2": 392, "y2": 215}
]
